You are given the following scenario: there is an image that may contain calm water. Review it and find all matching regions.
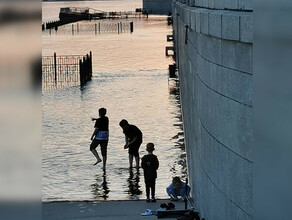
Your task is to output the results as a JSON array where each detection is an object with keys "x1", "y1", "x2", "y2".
[{"x1": 42, "y1": 0, "x2": 186, "y2": 202}]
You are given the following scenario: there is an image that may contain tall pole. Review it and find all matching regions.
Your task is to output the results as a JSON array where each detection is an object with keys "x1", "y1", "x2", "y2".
[{"x1": 54, "y1": 52, "x2": 57, "y2": 83}]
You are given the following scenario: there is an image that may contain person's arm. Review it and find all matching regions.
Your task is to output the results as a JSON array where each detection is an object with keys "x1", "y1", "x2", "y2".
[
  {"x1": 155, "y1": 157, "x2": 159, "y2": 170},
  {"x1": 141, "y1": 157, "x2": 145, "y2": 169},
  {"x1": 91, "y1": 128, "x2": 98, "y2": 140},
  {"x1": 124, "y1": 134, "x2": 129, "y2": 149},
  {"x1": 91, "y1": 117, "x2": 98, "y2": 121},
  {"x1": 127, "y1": 136, "x2": 137, "y2": 146}
]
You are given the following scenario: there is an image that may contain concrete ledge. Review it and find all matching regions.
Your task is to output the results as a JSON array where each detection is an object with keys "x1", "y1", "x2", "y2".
[
  {"x1": 173, "y1": 0, "x2": 253, "y2": 10},
  {"x1": 43, "y1": 200, "x2": 186, "y2": 220},
  {"x1": 173, "y1": 1, "x2": 253, "y2": 43}
]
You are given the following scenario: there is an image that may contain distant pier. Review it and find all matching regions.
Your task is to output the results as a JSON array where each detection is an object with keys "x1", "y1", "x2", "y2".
[{"x1": 42, "y1": 7, "x2": 146, "y2": 31}]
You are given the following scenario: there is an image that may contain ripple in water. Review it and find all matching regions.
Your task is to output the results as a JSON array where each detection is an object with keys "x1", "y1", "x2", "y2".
[{"x1": 42, "y1": 1, "x2": 186, "y2": 201}]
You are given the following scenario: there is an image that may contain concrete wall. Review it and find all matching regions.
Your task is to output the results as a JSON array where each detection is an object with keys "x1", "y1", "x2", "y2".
[
  {"x1": 172, "y1": 1, "x2": 253, "y2": 219},
  {"x1": 143, "y1": 0, "x2": 172, "y2": 15}
]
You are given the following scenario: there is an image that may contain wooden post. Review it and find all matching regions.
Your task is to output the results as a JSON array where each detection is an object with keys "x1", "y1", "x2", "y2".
[
  {"x1": 72, "y1": 24, "x2": 74, "y2": 35},
  {"x1": 54, "y1": 52, "x2": 57, "y2": 82},
  {"x1": 117, "y1": 23, "x2": 119, "y2": 34},
  {"x1": 95, "y1": 23, "x2": 97, "y2": 35},
  {"x1": 77, "y1": 23, "x2": 79, "y2": 33},
  {"x1": 120, "y1": 22, "x2": 122, "y2": 33},
  {"x1": 99, "y1": 22, "x2": 100, "y2": 34}
]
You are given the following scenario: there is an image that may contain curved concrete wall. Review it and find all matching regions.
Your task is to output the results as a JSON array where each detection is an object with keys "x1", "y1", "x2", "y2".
[{"x1": 172, "y1": 1, "x2": 253, "y2": 219}]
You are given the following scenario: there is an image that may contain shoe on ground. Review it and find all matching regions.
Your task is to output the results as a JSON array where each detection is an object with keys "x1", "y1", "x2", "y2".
[{"x1": 151, "y1": 198, "x2": 156, "y2": 203}]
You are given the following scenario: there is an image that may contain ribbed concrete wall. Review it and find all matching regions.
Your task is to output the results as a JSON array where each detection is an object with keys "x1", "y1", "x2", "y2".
[
  {"x1": 172, "y1": 1, "x2": 253, "y2": 219},
  {"x1": 143, "y1": 0, "x2": 172, "y2": 15}
]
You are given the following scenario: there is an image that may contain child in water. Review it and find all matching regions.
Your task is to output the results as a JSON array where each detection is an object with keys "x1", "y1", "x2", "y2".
[{"x1": 141, "y1": 143, "x2": 159, "y2": 202}]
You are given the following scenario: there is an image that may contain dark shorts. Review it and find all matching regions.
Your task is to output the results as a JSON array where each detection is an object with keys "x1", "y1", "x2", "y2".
[
  {"x1": 90, "y1": 139, "x2": 108, "y2": 157},
  {"x1": 128, "y1": 142, "x2": 142, "y2": 157}
]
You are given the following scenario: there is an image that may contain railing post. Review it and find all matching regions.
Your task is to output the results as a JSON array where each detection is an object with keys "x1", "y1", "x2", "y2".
[
  {"x1": 117, "y1": 23, "x2": 119, "y2": 34},
  {"x1": 99, "y1": 22, "x2": 100, "y2": 34},
  {"x1": 54, "y1": 52, "x2": 57, "y2": 82},
  {"x1": 89, "y1": 51, "x2": 92, "y2": 79},
  {"x1": 86, "y1": 55, "x2": 88, "y2": 82},
  {"x1": 72, "y1": 24, "x2": 74, "y2": 35},
  {"x1": 95, "y1": 23, "x2": 97, "y2": 35},
  {"x1": 79, "y1": 59, "x2": 82, "y2": 86},
  {"x1": 185, "y1": 178, "x2": 188, "y2": 209},
  {"x1": 83, "y1": 56, "x2": 86, "y2": 86},
  {"x1": 130, "y1": 21, "x2": 133, "y2": 33}
]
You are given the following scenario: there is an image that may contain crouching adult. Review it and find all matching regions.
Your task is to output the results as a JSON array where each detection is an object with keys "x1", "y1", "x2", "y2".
[{"x1": 166, "y1": 177, "x2": 190, "y2": 200}]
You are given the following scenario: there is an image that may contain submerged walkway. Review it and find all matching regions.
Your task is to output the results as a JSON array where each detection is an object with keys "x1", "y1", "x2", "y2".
[{"x1": 43, "y1": 199, "x2": 185, "y2": 219}]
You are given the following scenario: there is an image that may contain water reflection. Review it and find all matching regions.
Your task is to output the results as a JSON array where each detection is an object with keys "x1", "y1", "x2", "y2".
[
  {"x1": 126, "y1": 169, "x2": 142, "y2": 199},
  {"x1": 90, "y1": 171, "x2": 109, "y2": 200},
  {"x1": 168, "y1": 91, "x2": 188, "y2": 181}
]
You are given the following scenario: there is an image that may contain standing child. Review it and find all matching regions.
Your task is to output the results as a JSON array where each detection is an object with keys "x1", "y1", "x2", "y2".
[
  {"x1": 141, "y1": 143, "x2": 159, "y2": 202},
  {"x1": 90, "y1": 108, "x2": 109, "y2": 170}
]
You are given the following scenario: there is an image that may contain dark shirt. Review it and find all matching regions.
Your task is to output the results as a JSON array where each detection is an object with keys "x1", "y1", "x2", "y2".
[
  {"x1": 123, "y1": 124, "x2": 142, "y2": 143},
  {"x1": 142, "y1": 154, "x2": 159, "y2": 180},
  {"x1": 94, "y1": 116, "x2": 109, "y2": 131}
]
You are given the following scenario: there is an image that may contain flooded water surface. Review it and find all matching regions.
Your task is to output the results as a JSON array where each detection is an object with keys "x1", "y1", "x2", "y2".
[{"x1": 42, "y1": 0, "x2": 186, "y2": 202}]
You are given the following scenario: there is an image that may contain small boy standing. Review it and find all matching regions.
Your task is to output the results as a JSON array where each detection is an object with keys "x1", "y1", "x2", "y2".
[
  {"x1": 141, "y1": 143, "x2": 159, "y2": 202},
  {"x1": 90, "y1": 108, "x2": 109, "y2": 169}
]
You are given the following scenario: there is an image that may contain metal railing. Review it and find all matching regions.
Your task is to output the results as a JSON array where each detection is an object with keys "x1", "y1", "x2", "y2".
[
  {"x1": 43, "y1": 21, "x2": 133, "y2": 35},
  {"x1": 42, "y1": 52, "x2": 92, "y2": 90}
]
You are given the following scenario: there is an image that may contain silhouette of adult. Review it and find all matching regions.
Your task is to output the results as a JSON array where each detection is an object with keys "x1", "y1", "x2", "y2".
[{"x1": 119, "y1": 119, "x2": 143, "y2": 169}]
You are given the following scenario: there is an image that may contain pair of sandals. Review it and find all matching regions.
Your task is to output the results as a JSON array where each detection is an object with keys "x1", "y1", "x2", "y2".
[{"x1": 160, "y1": 202, "x2": 175, "y2": 210}]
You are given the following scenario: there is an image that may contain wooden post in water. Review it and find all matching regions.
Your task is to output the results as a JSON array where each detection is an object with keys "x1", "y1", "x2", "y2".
[{"x1": 54, "y1": 52, "x2": 57, "y2": 82}]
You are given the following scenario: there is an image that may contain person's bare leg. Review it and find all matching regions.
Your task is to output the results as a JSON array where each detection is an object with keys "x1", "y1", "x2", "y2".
[
  {"x1": 91, "y1": 149, "x2": 102, "y2": 165},
  {"x1": 135, "y1": 156, "x2": 140, "y2": 169},
  {"x1": 103, "y1": 156, "x2": 107, "y2": 170},
  {"x1": 129, "y1": 154, "x2": 133, "y2": 168}
]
